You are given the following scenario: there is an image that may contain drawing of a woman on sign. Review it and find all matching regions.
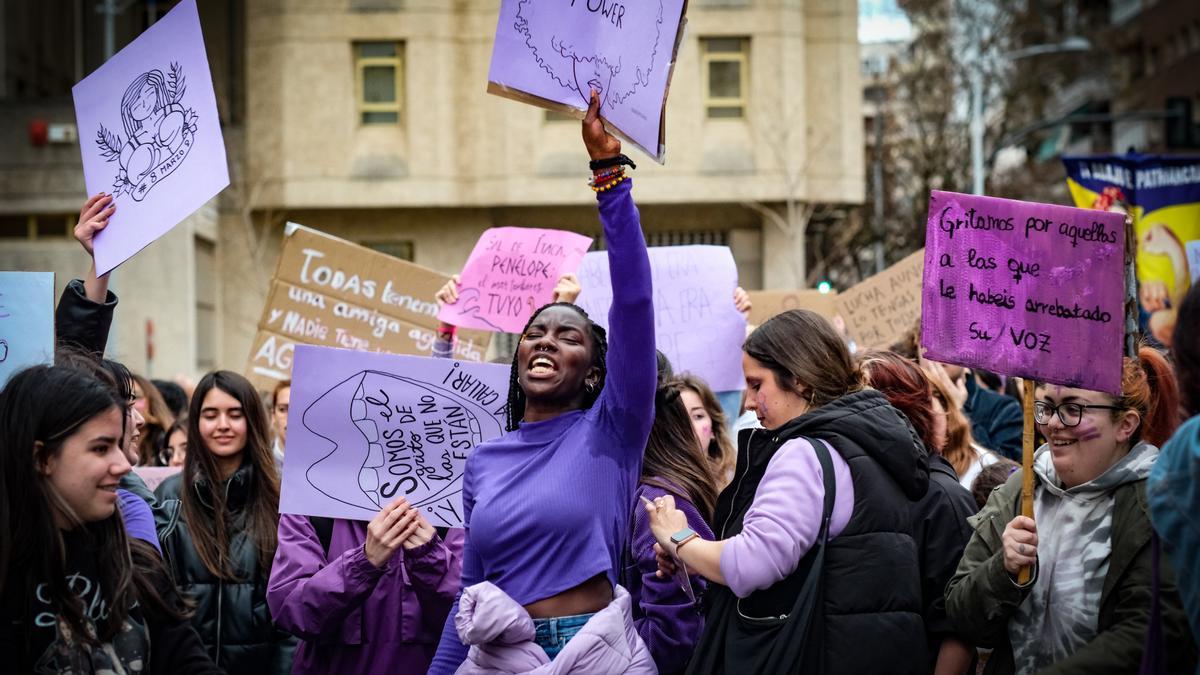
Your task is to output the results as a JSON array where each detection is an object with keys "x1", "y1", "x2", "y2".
[
  {"x1": 515, "y1": 0, "x2": 665, "y2": 109},
  {"x1": 94, "y1": 64, "x2": 198, "y2": 202}
]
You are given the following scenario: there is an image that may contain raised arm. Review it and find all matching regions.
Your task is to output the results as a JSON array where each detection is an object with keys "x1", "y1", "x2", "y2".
[
  {"x1": 583, "y1": 91, "x2": 655, "y2": 441},
  {"x1": 56, "y1": 194, "x2": 119, "y2": 356}
]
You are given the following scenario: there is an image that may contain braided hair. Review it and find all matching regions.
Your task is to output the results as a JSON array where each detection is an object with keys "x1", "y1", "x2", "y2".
[{"x1": 505, "y1": 302, "x2": 609, "y2": 431}]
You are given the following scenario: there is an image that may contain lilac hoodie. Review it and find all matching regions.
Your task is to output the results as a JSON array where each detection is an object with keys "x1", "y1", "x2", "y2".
[
  {"x1": 453, "y1": 582, "x2": 657, "y2": 674},
  {"x1": 267, "y1": 514, "x2": 463, "y2": 674}
]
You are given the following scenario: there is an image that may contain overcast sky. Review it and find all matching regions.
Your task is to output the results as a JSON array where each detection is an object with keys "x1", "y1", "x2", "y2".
[{"x1": 859, "y1": 0, "x2": 913, "y2": 44}]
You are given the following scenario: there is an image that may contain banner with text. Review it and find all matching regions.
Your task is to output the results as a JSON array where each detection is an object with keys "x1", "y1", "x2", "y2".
[
  {"x1": 246, "y1": 224, "x2": 490, "y2": 392},
  {"x1": 1063, "y1": 154, "x2": 1200, "y2": 347},
  {"x1": 438, "y1": 227, "x2": 592, "y2": 333},
  {"x1": 746, "y1": 289, "x2": 839, "y2": 327},
  {"x1": 921, "y1": 190, "x2": 1125, "y2": 394},
  {"x1": 281, "y1": 345, "x2": 509, "y2": 525},
  {"x1": 835, "y1": 249, "x2": 924, "y2": 348},
  {"x1": 0, "y1": 272, "x2": 55, "y2": 387},
  {"x1": 575, "y1": 245, "x2": 746, "y2": 392}
]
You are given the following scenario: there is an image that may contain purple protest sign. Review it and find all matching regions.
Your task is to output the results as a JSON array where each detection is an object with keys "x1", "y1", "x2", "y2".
[
  {"x1": 575, "y1": 245, "x2": 746, "y2": 392},
  {"x1": 72, "y1": 0, "x2": 229, "y2": 275},
  {"x1": 487, "y1": 0, "x2": 688, "y2": 162},
  {"x1": 438, "y1": 227, "x2": 593, "y2": 334},
  {"x1": 281, "y1": 345, "x2": 510, "y2": 525},
  {"x1": 921, "y1": 190, "x2": 1126, "y2": 395}
]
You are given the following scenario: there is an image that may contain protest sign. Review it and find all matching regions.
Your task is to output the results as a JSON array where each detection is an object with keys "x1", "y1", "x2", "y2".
[
  {"x1": 575, "y1": 245, "x2": 746, "y2": 392},
  {"x1": 245, "y1": 224, "x2": 490, "y2": 392},
  {"x1": 0, "y1": 272, "x2": 55, "y2": 387},
  {"x1": 438, "y1": 227, "x2": 593, "y2": 333},
  {"x1": 487, "y1": 0, "x2": 688, "y2": 162},
  {"x1": 72, "y1": 0, "x2": 228, "y2": 275},
  {"x1": 746, "y1": 289, "x2": 839, "y2": 327},
  {"x1": 920, "y1": 190, "x2": 1126, "y2": 394},
  {"x1": 835, "y1": 250, "x2": 924, "y2": 348},
  {"x1": 132, "y1": 466, "x2": 181, "y2": 491},
  {"x1": 280, "y1": 345, "x2": 510, "y2": 525}
]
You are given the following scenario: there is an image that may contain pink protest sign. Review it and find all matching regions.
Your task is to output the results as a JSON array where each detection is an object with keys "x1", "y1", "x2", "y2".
[
  {"x1": 920, "y1": 190, "x2": 1126, "y2": 395},
  {"x1": 72, "y1": 0, "x2": 229, "y2": 275},
  {"x1": 281, "y1": 345, "x2": 510, "y2": 524},
  {"x1": 438, "y1": 227, "x2": 593, "y2": 334}
]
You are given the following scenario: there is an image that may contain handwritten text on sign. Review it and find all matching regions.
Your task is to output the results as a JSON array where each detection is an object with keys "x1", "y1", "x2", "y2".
[
  {"x1": 438, "y1": 227, "x2": 592, "y2": 334},
  {"x1": 281, "y1": 345, "x2": 510, "y2": 525},
  {"x1": 920, "y1": 191, "x2": 1125, "y2": 395},
  {"x1": 575, "y1": 245, "x2": 746, "y2": 392}
]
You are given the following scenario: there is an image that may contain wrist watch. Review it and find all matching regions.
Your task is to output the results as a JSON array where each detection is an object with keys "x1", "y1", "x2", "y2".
[{"x1": 670, "y1": 527, "x2": 700, "y2": 552}]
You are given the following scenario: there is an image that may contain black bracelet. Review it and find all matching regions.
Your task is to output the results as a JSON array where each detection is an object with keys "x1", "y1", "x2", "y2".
[{"x1": 589, "y1": 154, "x2": 637, "y2": 171}]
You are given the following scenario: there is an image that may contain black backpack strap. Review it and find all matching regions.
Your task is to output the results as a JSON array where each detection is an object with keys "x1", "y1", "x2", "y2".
[
  {"x1": 309, "y1": 516, "x2": 335, "y2": 557},
  {"x1": 810, "y1": 439, "x2": 838, "y2": 532}
]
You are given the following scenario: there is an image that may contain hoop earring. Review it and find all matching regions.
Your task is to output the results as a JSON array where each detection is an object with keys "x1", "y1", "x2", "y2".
[{"x1": 585, "y1": 381, "x2": 596, "y2": 394}]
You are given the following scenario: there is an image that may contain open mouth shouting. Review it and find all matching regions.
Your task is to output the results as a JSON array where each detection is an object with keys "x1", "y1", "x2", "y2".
[{"x1": 527, "y1": 354, "x2": 559, "y2": 378}]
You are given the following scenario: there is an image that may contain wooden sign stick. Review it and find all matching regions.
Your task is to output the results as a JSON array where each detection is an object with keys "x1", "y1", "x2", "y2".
[{"x1": 1018, "y1": 377, "x2": 1036, "y2": 585}]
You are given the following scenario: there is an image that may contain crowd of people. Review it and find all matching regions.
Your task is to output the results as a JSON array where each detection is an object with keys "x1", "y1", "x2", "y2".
[{"x1": 2, "y1": 92, "x2": 1198, "y2": 674}]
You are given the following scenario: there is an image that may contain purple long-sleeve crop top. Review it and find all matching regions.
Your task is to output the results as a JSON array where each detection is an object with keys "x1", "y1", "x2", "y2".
[{"x1": 428, "y1": 178, "x2": 656, "y2": 673}]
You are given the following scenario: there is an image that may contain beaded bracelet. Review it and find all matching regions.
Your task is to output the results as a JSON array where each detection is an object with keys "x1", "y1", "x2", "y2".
[
  {"x1": 591, "y1": 172, "x2": 629, "y2": 193},
  {"x1": 588, "y1": 167, "x2": 625, "y2": 187}
]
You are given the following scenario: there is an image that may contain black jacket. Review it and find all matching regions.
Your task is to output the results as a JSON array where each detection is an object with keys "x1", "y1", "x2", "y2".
[
  {"x1": 54, "y1": 278, "x2": 117, "y2": 357},
  {"x1": 156, "y1": 464, "x2": 295, "y2": 674},
  {"x1": 911, "y1": 455, "x2": 977, "y2": 671},
  {"x1": 709, "y1": 389, "x2": 930, "y2": 674}
]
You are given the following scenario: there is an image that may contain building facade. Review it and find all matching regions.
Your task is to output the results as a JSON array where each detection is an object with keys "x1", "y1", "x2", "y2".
[{"x1": 1, "y1": 0, "x2": 864, "y2": 378}]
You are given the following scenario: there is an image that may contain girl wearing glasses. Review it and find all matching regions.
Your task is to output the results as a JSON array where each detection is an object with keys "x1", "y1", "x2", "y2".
[{"x1": 946, "y1": 346, "x2": 1197, "y2": 674}]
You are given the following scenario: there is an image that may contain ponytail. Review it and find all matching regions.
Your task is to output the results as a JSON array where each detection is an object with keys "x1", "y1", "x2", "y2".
[{"x1": 1118, "y1": 345, "x2": 1180, "y2": 447}]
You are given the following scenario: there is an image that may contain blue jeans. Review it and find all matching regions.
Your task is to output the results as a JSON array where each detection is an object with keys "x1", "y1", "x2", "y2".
[{"x1": 532, "y1": 612, "x2": 594, "y2": 660}]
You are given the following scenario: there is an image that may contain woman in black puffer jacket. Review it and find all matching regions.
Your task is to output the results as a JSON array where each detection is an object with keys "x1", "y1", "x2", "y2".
[{"x1": 156, "y1": 370, "x2": 296, "y2": 674}]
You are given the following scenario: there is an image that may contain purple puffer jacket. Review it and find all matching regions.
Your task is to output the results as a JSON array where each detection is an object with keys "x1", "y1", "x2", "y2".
[
  {"x1": 267, "y1": 514, "x2": 463, "y2": 675},
  {"x1": 454, "y1": 582, "x2": 658, "y2": 674}
]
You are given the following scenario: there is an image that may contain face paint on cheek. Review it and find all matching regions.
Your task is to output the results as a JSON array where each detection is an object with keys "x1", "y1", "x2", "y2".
[
  {"x1": 1076, "y1": 419, "x2": 1103, "y2": 442},
  {"x1": 756, "y1": 394, "x2": 769, "y2": 417}
]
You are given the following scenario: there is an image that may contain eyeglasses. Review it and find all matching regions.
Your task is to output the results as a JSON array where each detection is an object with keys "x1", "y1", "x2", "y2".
[{"x1": 1033, "y1": 401, "x2": 1124, "y2": 427}]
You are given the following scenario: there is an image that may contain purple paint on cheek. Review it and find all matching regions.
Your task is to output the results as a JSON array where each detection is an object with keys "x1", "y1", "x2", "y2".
[
  {"x1": 1075, "y1": 419, "x2": 1103, "y2": 442},
  {"x1": 756, "y1": 394, "x2": 770, "y2": 418}
]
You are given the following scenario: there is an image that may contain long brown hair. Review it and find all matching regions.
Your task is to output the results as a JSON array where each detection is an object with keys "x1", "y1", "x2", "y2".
[
  {"x1": 182, "y1": 371, "x2": 280, "y2": 580},
  {"x1": 132, "y1": 374, "x2": 174, "y2": 465},
  {"x1": 642, "y1": 381, "x2": 719, "y2": 522},
  {"x1": 928, "y1": 374, "x2": 981, "y2": 477},
  {"x1": 742, "y1": 309, "x2": 864, "y2": 407},
  {"x1": 675, "y1": 373, "x2": 736, "y2": 485}
]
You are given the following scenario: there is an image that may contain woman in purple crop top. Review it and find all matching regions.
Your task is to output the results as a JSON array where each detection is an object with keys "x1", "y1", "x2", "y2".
[{"x1": 427, "y1": 91, "x2": 658, "y2": 673}]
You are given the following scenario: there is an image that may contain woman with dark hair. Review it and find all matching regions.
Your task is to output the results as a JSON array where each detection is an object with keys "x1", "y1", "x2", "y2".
[
  {"x1": 155, "y1": 370, "x2": 295, "y2": 673},
  {"x1": 0, "y1": 365, "x2": 219, "y2": 673},
  {"x1": 858, "y1": 350, "x2": 977, "y2": 675},
  {"x1": 131, "y1": 373, "x2": 175, "y2": 466},
  {"x1": 428, "y1": 91, "x2": 656, "y2": 673},
  {"x1": 162, "y1": 415, "x2": 189, "y2": 467},
  {"x1": 676, "y1": 373, "x2": 737, "y2": 488},
  {"x1": 624, "y1": 378, "x2": 719, "y2": 674},
  {"x1": 1149, "y1": 282, "x2": 1200, "y2": 655},
  {"x1": 647, "y1": 309, "x2": 929, "y2": 674},
  {"x1": 947, "y1": 346, "x2": 1196, "y2": 674}
]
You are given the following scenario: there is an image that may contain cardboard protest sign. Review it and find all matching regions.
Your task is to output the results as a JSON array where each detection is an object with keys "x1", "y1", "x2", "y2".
[
  {"x1": 746, "y1": 289, "x2": 839, "y2": 327},
  {"x1": 575, "y1": 245, "x2": 746, "y2": 391},
  {"x1": 281, "y1": 345, "x2": 510, "y2": 525},
  {"x1": 246, "y1": 224, "x2": 490, "y2": 392},
  {"x1": 439, "y1": 227, "x2": 593, "y2": 333},
  {"x1": 0, "y1": 272, "x2": 55, "y2": 387},
  {"x1": 835, "y1": 250, "x2": 925, "y2": 348},
  {"x1": 920, "y1": 190, "x2": 1126, "y2": 394},
  {"x1": 72, "y1": 0, "x2": 228, "y2": 275},
  {"x1": 487, "y1": 0, "x2": 688, "y2": 162}
]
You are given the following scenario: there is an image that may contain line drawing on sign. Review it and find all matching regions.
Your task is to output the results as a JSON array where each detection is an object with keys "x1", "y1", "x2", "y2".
[
  {"x1": 515, "y1": 0, "x2": 664, "y2": 109},
  {"x1": 302, "y1": 369, "x2": 504, "y2": 527},
  {"x1": 94, "y1": 63, "x2": 198, "y2": 202}
]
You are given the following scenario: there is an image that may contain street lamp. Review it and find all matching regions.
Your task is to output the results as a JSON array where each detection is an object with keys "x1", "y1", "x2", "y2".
[{"x1": 969, "y1": 36, "x2": 1093, "y2": 195}]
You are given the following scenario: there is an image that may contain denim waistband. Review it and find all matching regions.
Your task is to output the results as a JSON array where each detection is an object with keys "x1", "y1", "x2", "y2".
[{"x1": 532, "y1": 612, "x2": 595, "y2": 660}]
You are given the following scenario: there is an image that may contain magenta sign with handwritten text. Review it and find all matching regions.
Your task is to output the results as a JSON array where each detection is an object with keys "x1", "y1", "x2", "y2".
[
  {"x1": 281, "y1": 345, "x2": 510, "y2": 525},
  {"x1": 921, "y1": 191, "x2": 1126, "y2": 395},
  {"x1": 438, "y1": 227, "x2": 593, "y2": 334}
]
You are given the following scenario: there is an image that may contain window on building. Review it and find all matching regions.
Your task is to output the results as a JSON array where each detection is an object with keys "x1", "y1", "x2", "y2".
[
  {"x1": 194, "y1": 237, "x2": 217, "y2": 372},
  {"x1": 355, "y1": 42, "x2": 404, "y2": 125},
  {"x1": 0, "y1": 214, "x2": 72, "y2": 239},
  {"x1": 362, "y1": 240, "x2": 415, "y2": 261},
  {"x1": 702, "y1": 37, "x2": 749, "y2": 119}
]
